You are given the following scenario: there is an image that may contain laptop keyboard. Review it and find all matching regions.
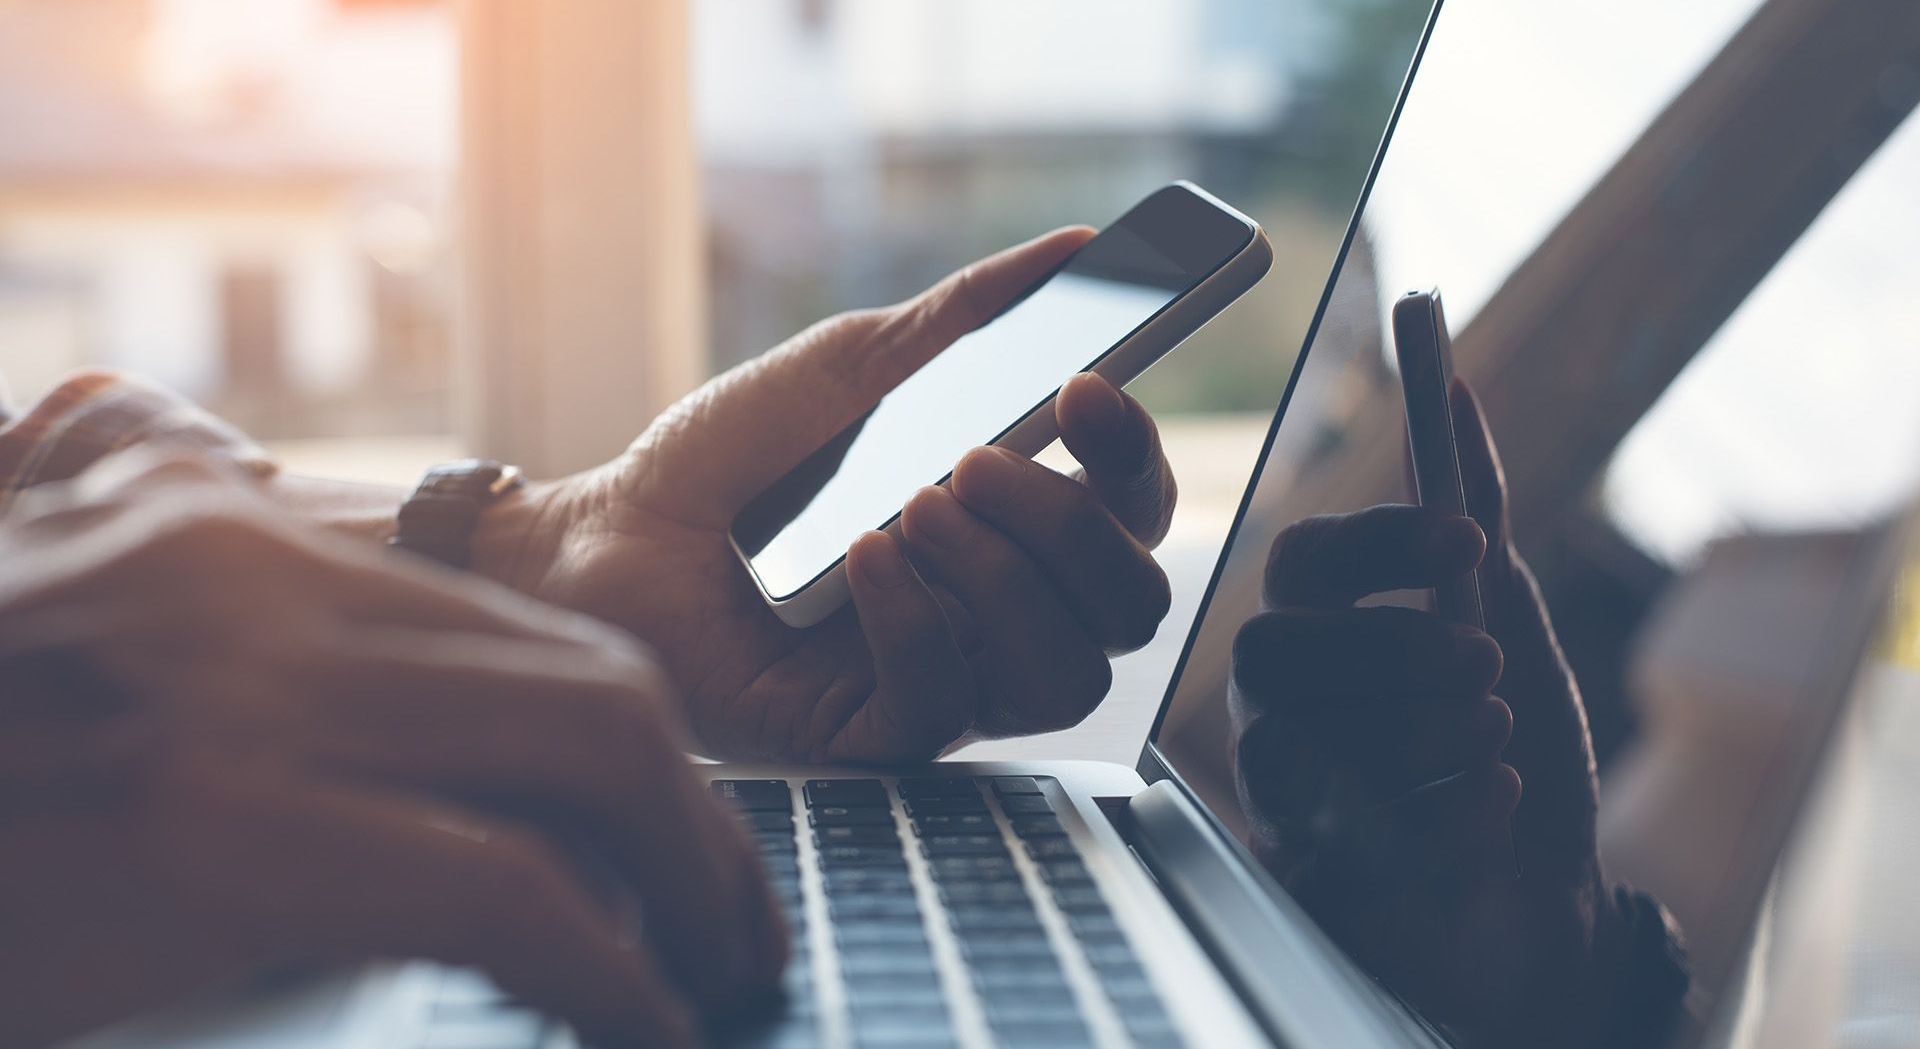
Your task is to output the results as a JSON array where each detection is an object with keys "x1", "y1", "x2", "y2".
[
  {"x1": 711, "y1": 775, "x2": 1184, "y2": 1049},
  {"x1": 410, "y1": 776, "x2": 1183, "y2": 1049}
]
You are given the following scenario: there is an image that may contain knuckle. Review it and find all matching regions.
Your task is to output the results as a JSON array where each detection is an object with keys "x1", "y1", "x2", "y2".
[
  {"x1": 473, "y1": 833, "x2": 576, "y2": 914},
  {"x1": 1264, "y1": 517, "x2": 1334, "y2": 599},
  {"x1": 1108, "y1": 561, "x2": 1173, "y2": 652},
  {"x1": 1231, "y1": 611, "x2": 1295, "y2": 696},
  {"x1": 1056, "y1": 481, "x2": 1110, "y2": 545}
]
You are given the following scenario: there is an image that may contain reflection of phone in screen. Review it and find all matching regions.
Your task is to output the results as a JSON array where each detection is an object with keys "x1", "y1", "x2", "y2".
[
  {"x1": 1393, "y1": 289, "x2": 1486, "y2": 630},
  {"x1": 731, "y1": 182, "x2": 1272, "y2": 627}
]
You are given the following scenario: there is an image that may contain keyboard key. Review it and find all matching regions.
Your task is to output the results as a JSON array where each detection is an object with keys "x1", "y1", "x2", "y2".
[
  {"x1": 812, "y1": 825, "x2": 899, "y2": 845},
  {"x1": 817, "y1": 844, "x2": 910, "y2": 868},
  {"x1": 714, "y1": 780, "x2": 794, "y2": 812},
  {"x1": 959, "y1": 934, "x2": 1058, "y2": 962},
  {"x1": 836, "y1": 923, "x2": 931, "y2": 948},
  {"x1": 840, "y1": 952, "x2": 939, "y2": 978},
  {"x1": 991, "y1": 777, "x2": 1045, "y2": 796},
  {"x1": 741, "y1": 810, "x2": 796, "y2": 832},
  {"x1": 821, "y1": 868, "x2": 914, "y2": 895},
  {"x1": 903, "y1": 796, "x2": 989, "y2": 817},
  {"x1": 1024, "y1": 838, "x2": 1078, "y2": 861},
  {"x1": 852, "y1": 1022, "x2": 956, "y2": 1037},
  {"x1": 918, "y1": 834, "x2": 1008, "y2": 857},
  {"x1": 804, "y1": 780, "x2": 889, "y2": 808},
  {"x1": 908, "y1": 812, "x2": 996, "y2": 833},
  {"x1": 986, "y1": 1019, "x2": 1091, "y2": 1043},
  {"x1": 936, "y1": 880, "x2": 1029, "y2": 905},
  {"x1": 948, "y1": 908, "x2": 1043, "y2": 934},
  {"x1": 811, "y1": 806, "x2": 895, "y2": 827},
  {"x1": 1008, "y1": 815, "x2": 1066, "y2": 838},
  {"x1": 755, "y1": 829, "x2": 799, "y2": 849},
  {"x1": 927, "y1": 856, "x2": 1018, "y2": 881},
  {"x1": 993, "y1": 1025, "x2": 1094, "y2": 1049},
  {"x1": 895, "y1": 777, "x2": 976, "y2": 800},
  {"x1": 846, "y1": 999, "x2": 949, "y2": 1023},
  {"x1": 1035, "y1": 859, "x2": 1091, "y2": 884},
  {"x1": 981, "y1": 999, "x2": 1085, "y2": 1026},
  {"x1": 998, "y1": 795, "x2": 1054, "y2": 816},
  {"x1": 971, "y1": 963, "x2": 1069, "y2": 991},
  {"x1": 1049, "y1": 885, "x2": 1107, "y2": 912},
  {"x1": 829, "y1": 895, "x2": 923, "y2": 921}
]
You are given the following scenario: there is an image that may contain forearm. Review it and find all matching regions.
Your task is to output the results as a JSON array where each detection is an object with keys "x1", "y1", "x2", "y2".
[{"x1": 266, "y1": 474, "x2": 406, "y2": 547}]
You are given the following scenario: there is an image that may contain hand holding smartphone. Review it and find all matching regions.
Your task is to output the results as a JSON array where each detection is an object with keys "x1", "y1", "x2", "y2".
[
  {"x1": 1393, "y1": 289, "x2": 1486, "y2": 630},
  {"x1": 731, "y1": 182, "x2": 1272, "y2": 627}
]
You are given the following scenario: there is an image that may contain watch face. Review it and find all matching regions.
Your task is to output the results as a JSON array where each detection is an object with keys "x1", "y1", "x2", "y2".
[{"x1": 393, "y1": 460, "x2": 516, "y2": 569}]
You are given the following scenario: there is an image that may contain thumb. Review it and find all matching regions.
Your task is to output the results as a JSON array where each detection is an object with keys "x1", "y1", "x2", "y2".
[
  {"x1": 633, "y1": 228, "x2": 1095, "y2": 525},
  {"x1": 1451, "y1": 379, "x2": 1599, "y2": 880}
]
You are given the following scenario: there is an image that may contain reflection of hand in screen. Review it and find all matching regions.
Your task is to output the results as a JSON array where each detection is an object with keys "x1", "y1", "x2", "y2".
[{"x1": 1228, "y1": 379, "x2": 1622, "y2": 1048}]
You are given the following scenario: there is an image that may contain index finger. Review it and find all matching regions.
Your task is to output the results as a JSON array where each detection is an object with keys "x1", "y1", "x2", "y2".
[
  {"x1": 1057, "y1": 373, "x2": 1178, "y2": 546},
  {"x1": 1265, "y1": 505, "x2": 1486, "y2": 609}
]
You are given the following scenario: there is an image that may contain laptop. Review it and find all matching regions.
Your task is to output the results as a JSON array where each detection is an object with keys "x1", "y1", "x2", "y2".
[{"x1": 60, "y1": 0, "x2": 1916, "y2": 1044}]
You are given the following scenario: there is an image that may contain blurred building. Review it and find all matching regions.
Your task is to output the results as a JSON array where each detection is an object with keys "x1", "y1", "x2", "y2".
[
  {"x1": 0, "y1": 0, "x2": 453, "y2": 436},
  {"x1": 692, "y1": 0, "x2": 1381, "y2": 379}
]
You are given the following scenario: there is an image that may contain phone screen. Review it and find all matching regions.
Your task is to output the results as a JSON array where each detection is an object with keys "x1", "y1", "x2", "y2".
[{"x1": 732, "y1": 185, "x2": 1255, "y2": 603}]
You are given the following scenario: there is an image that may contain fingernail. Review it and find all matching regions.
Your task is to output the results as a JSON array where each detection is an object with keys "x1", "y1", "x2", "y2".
[
  {"x1": 954, "y1": 448, "x2": 1019, "y2": 514},
  {"x1": 1430, "y1": 516, "x2": 1486, "y2": 565},
  {"x1": 906, "y1": 488, "x2": 971, "y2": 549},
  {"x1": 1454, "y1": 628, "x2": 1502, "y2": 683},
  {"x1": 1471, "y1": 697, "x2": 1514, "y2": 753},
  {"x1": 1070, "y1": 373, "x2": 1127, "y2": 431},
  {"x1": 854, "y1": 533, "x2": 912, "y2": 589}
]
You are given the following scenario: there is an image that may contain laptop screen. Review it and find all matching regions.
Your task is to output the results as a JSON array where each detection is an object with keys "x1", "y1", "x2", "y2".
[{"x1": 1146, "y1": 0, "x2": 1920, "y2": 1042}]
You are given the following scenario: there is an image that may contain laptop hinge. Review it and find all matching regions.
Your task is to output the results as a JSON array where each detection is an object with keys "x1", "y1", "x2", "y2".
[{"x1": 1119, "y1": 780, "x2": 1446, "y2": 1049}]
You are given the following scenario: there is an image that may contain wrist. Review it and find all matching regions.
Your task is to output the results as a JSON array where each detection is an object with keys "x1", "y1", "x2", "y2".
[
  {"x1": 470, "y1": 478, "x2": 567, "y2": 592},
  {"x1": 267, "y1": 474, "x2": 407, "y2": 546}
]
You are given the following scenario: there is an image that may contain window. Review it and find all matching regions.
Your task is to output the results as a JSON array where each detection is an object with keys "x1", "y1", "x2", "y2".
[{"x1": 0, "y1": 0, "x2": 458, "y2": 483}]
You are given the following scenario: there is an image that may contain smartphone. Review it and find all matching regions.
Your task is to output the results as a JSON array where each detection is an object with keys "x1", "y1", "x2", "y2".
[
  {"x1": 731, "y1": 182, "x2": 1272, "y2": 627},
  {"x1": 1392, "y1": 289, "x2": 1486, "y2": 630}
]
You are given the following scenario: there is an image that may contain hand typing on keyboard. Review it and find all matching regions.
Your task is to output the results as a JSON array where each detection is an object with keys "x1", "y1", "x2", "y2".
[{"x1": 0, "y1": 451, "x2": 783, "y2": 1049}]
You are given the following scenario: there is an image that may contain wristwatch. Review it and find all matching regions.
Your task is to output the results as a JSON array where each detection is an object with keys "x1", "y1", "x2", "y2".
[{"x1": 388, "y1": 459, "x2": 524, "y2": 570}]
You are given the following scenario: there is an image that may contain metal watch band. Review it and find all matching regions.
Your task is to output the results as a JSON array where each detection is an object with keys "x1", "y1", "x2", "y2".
[{"x1": 387, "y1": 458, "x2": 524, "y2": 570}]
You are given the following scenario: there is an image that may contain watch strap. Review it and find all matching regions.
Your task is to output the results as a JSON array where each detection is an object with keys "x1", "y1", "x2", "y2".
[{"x1": 388, "y1": 459, "x2": 523, "y2": 570}]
